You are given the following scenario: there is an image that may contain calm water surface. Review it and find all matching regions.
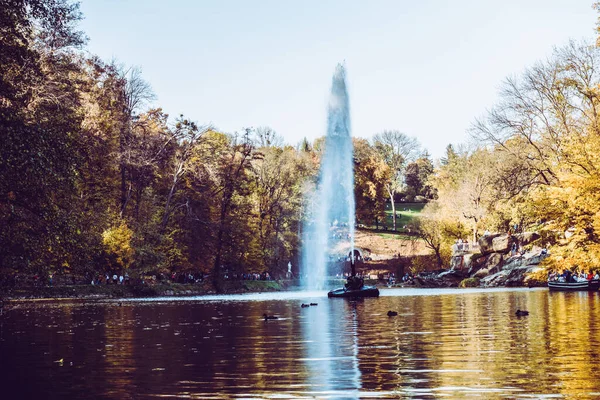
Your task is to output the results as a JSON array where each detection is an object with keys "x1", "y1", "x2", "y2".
[{"x1": 1, "y1": 288, "x2": 600, "y2": 399}]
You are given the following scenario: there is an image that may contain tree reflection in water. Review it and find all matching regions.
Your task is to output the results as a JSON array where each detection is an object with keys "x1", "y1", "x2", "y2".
[{"x1": 1, "y1": 289, "x2": 600, "y2": 398}]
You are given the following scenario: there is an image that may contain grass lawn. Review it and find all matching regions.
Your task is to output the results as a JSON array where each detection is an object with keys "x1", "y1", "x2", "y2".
[
  {"x1": 357, "y1": 202, "x2": 426, "y2": 232},
  {"x1": 375, "y1": 232, "x2": 414, "y2": 240}
]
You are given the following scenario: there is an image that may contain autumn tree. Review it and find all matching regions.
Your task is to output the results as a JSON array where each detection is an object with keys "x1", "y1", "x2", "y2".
[
  {"x1": 202, "y1": 130, "x2": 256, "y2": 290},
  {"x1": 413, "y1": 204, "x2": 454, "y2": 269},
  {"x1": 0, "y1": 0, "x2": 88, "y2": 279},
  {"x1": 113, "y1": 65, "x2": 156, "y2": 216},
  {"x1": 372, "y1": 130, "x2": 420, "y2": 230},
  {"x1": 161, "y1": 117, "x2": 209, "y2": 230},
  {"x1": 249, "y1": 145, "x2": 310, "y2": 274},
  {"x1": 353, "y1": 138, "x2": 391, "y2": 229},
  {"x1": 429, "y1": 148, "x2": 503, "y2": 241},
  {"x1": 471, "y1": 40, "x2": 600, "y2": 270}
]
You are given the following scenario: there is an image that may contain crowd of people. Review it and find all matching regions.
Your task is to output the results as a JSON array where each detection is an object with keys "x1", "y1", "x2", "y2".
[
  {"x1": 226, "y1": 272, "x2": 272, "y2": 281},
  {"x1": 453, "y1": 239, "x2": 479, "y2": 253},
  {"x1": 91, "y1": 273, "x2": 130, "y2": 285},
  {"x1": 549, "y1": 270, "x2": 600, "y2": 283},
  {"x1": 89, "y1": 271, "x2": 276, "y2": 285}
]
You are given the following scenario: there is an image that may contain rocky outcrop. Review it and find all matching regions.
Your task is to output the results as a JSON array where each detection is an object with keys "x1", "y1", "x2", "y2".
[
  {"x1": 472, "y1": 253, "x2": 503, "y2": 278},
  {"x1": 518, "y1": 232, "x2": 541, "y2": 246},
  {"x1": 450, "y1": 253, "x2": 478, "y2": 270},
  {"x1": 414, "y1": 269, "x2": 468, "y2": 288},
  {"x1": 491, "y1": 235, "x2": 516, "y2": 253},
  {"x1": 478, "y1": 232, "x2": 541, "y2": 255},
  {"x1": 481, "y1": 264, "x2": 545, "y2": 287},
  {"x1": 423, "y1": 231, "x2": 545, "y2": 288},
  {"x1": 478, "y1": 233, "x2": 504, "y2": 255}
]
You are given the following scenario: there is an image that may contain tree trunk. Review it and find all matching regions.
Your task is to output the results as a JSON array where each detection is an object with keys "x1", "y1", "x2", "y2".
[
  {"x1": 434, "y1": 247, "x2": 444, "y2": 269},
  {"x1": 120, "y1": 166, "x2": 126, "y2": 215},
  {"x1": 119, "y1": 119, "x2": 129, "y2": 217},
  {"x1": 387, "y1": 186, "x2": 396, "y2": 231},
  {"x1": 212, "y1": 188, "x2": 232, "y2": 293},
  {"x1": 134, "y1": 186, "x2": 143, "y2": 220},
  {"x1": 161, "y1": 162, "x2": 184, "y2": 231},
  {"x1": 212, "y1": 226, "x2": 225, "y2": 293},
  {"x1": 161, "y1": 177, "x2": 178, "y2": 231}
]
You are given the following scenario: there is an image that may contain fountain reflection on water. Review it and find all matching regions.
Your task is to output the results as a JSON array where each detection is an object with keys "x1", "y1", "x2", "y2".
[
  {"x1": 302, "y1": 63, "x2": 356, "y2": 290},
  {"x1": 300, "y1": 300, "x2": 363, "y2": 398}
]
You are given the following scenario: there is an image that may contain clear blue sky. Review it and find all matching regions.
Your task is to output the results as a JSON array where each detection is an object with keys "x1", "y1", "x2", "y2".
[{"x1": 79, "y1": 0, "x2": 597, "y2": 159}]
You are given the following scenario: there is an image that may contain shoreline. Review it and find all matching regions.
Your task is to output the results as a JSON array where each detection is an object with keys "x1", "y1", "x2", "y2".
[
  {"x1": 0, "y1": 280, "x2": 294, "y2": 301},
  {"x1": 0, "y1": 279, "x2": 542, "y2": 303}
]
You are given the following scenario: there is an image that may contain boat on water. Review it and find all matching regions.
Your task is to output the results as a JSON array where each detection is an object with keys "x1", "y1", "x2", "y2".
[
  {"x1": 548, "y1": 279, "x2": 600, "y2": 291},
  {"x1": 327, "y1": 285, "x2": 380, "y2": 298},
  {"x1": 327, "y1": 257, "x2": 380, "y2": 298}
]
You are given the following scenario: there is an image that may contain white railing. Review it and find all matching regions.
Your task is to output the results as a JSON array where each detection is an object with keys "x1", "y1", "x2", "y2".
[{"x1": 452, "y1": 243, "x2": 480, "y2": 253}]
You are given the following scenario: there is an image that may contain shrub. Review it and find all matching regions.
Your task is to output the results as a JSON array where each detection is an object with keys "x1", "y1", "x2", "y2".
[
  {"x1": 102, "y1": 223, "x2": 134, "y2": 269},
  {"x1": 524, "y1": 267, "x2": 548, "y2": 287},
  {"x1": 459, "y1": 277, "x2": 480, "y2": 288}
]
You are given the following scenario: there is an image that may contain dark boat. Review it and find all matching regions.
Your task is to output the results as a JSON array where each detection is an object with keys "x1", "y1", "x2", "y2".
[
  {"x1": 328, "y1": 285, "x2": 380, "y2": 298},
  {"x1": 328, "y1": 256, "x2": 380, "y2": 298},
  {"x1": 548, "y1": 279, "x2": 600, "y2": 291}
]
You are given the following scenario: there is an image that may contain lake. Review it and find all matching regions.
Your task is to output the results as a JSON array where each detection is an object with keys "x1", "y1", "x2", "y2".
[{"x1": 1, "y1": 288, "x2": 600, "y2": 399}]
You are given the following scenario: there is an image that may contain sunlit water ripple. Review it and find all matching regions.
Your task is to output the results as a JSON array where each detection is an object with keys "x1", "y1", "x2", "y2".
[{"x1": 1, "y1": 288, "x2": 600, "y2": 399}]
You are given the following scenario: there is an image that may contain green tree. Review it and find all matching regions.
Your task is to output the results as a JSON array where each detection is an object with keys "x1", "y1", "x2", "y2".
[{"x1": 405, "y1": 153, "x2": 435, "y2": 200}]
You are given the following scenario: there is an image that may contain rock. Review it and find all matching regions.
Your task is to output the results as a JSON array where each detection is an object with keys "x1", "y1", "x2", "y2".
[
  {"x1": 475, "y1": 246, "x2": 546, "y2": 287},
  {"x1": 505, "y1": 265, "x2": 539, "y2": 287},
  {"x1": 463, "y1": 254, "x2": 475, "y2": 269},
  {"x1": 491, "y1": 234, "x2": 518, "y2": 253},
  {"x1": 502, "y1": 249, "x2": 545, "y2": 271},
  {"x1": 478, "y1": 232, "x2": 540, "y2": 255},
  {"x1": 473, "y1": 268, "x2": 490, "y2": 279},
  {"x1": 450, "y1": 254, "x2": 474, "y2": 270},
  {"x1": 414, "y1": 269, "x2": 467, "y2": 288},
  {"x1": 523, "y1": 266, "x2": 547, "y2": 287},
  {"x1": 502, "y1": 256, "x2": 524, "y2": 271},
  {"x1": 481, "y1": 263, "x2": 540, "y2": 287},
  {"x1": 438, "y1": 269, "x2": 468, "y2": 280},
  {"x1": 565, "y1": 227, "x2": 575, "y2": 239},
  {"x1": 480, "y1": 270, "x2": 509, "y2": 287},
  {"x1": 469, "y1": 253, "x2": 503, "y2": 278},
  {"x1": 487, "y1": 253, "x2": 504, "y2": 272},
  {"x1": 516, "y1": 232, "x2": 541, "y2": 246},
  {"x1": 471, "y1": 253, "x2": 488, "y2": 269},
  {"x1": 478, "y1": 233, "x2": 503, "y2": 255},
  {"x1": 450, "y1": 255, "x2": 464, "y2": 270}
]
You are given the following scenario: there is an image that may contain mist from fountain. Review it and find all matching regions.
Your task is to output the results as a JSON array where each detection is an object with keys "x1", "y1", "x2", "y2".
[{"x1": 301, "y1": 64, "x2": 355, "y2": 290}]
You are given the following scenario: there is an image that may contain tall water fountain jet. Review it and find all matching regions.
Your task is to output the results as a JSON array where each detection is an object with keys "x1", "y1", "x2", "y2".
[{"x1": 301, "y1": 64, "x2": 356, "y2": 290}]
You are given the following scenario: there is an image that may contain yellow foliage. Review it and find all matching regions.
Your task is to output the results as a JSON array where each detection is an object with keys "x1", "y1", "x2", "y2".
[
  {"x1": 409, "y1": 256, "x2": 429, "y2": 274},
  {"x1": 524, "y1": 268, "x2": 548, "y2": 286},
  {"x1": 102, "y1": 223, "x2": 134, "y2": 269},
  {"x1": 459, "y1": 277, "x2": 480, "y2": 288},
  {"x1": 530, "y1": 130, "x2": 600, "y2": 272}
]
